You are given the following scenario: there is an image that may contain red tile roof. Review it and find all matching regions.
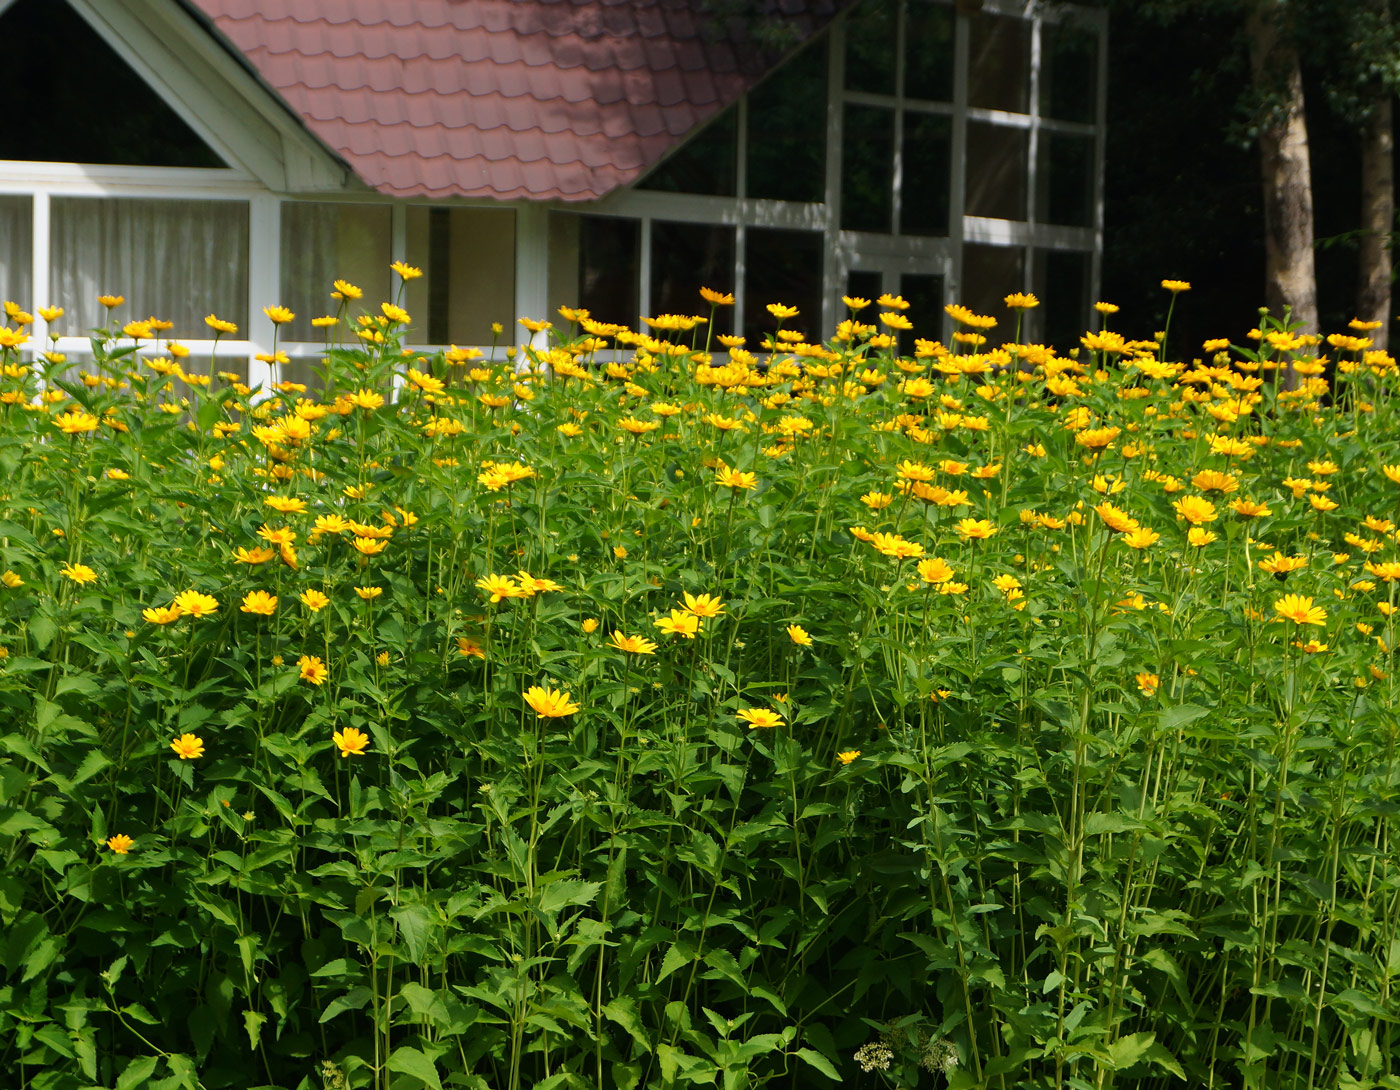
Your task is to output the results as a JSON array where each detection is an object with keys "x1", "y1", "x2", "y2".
[{"x1": 187, "y1": 1, "x2": 845, "y2": 202}]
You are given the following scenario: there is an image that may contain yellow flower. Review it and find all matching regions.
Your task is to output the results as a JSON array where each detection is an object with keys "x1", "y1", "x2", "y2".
[
  {"x1": 331, "y1": 279, "x2": 363, "y2": 300},
  {"x1": 348, "y1": 388, "x2": 386, "y2": 411},
  {"x1": 390, "y1": 261, "x2": 424, "y2": 280},
  {"x1": 170, "y1": 733, "x2": 205, "y2": 760},
  {"x1": 1122, "y1": 527, "x2": 1160, "y2": 550},
  {"x1": 299, "y1": 654, "x2": 329, "y2": 685},
  {"x1": 1135, "y1": 673, "x2": 1159, "y2": 697},
  {"x1": 916, "y1": 558, "x2": 955, "y2": 584},
  {"x1": 54, "y1": 411, "x2": 100, "y2": 435},
  {"x1": 457, "y1": 636, "x2": 486, "y2": 659},
  {"x1": 582, "y1": 618, "x2": 600, "y2": 633},
  {"x1": 107, "y1": 833, "x2": 134, "y2": 854},
  {"x1": 38, "y1": 306, "x2": 63, "y2": 323},
  {"x1": 299, "y1": 589, "x2": 330, "y2": 611},
  {"x1": 1161, "y1": 279, "x2": 1191, "y2": 293},
  {"x1": 1, "y1": 570, "x2": 22, "y2": 588},
  {"x1": 98, "y1": 294, "x2": 125, "y2": 309},
  {"x1": 105, "y1": 468, "x2": 130, "y2": 481},
  {"x1": 204, "y1": 314, "x2": 238, "y2": 334},
  {"x1": 59, "y1": 563, "x2": 98, "y2": 586},
  {"x1": 1094, "y1": 502, "x2": 1139, "y2": 534},
  {"x1": 517, "y1": 570, "x2": 564, "y2": 595},
  {"x1": 1003, "y1": 292, "x2": 1039, "y2": 309},
  {"x1": 1172, "y1": 495, "x2": 1218, "y2": 525},
  {"x1": 787, "y1": 624, "x2": 813, "y2": 646},
  {"x1": 700, "y1": 286, "x2": 735, "y2": 305},
  {"x1": 618, "y1": 417, "x2": 661, "y2": 435},
  {"x1": 871, "y1": 532, "x2": 924, "y2": 560},
  {"x1": 352, "y1": 536, "x2": 388, "y2": 556},
  {"x1": 654, "y1": 609, "x2": 701, "y2": 638},
  {"x1": 836, "y1": 749, "x2": 861, "y2": 764},
  {"x1": 1229, "y1": 498, "x2": 1271, "y2": 518},
  {"x1": 354, "y1": 586, "x2": 383, "y2": 600},
  {"x1": 613, "y1": 545, "x2": 629, "y2": 560},
  {"x1": 860, "y1": 491, "x2": 893, "y2": 510},
  {"x1": 609, "y1": 631, "x2": 658, "y2": 655},
  {"x1": 1274, "y1": 594, "x2": 1327, "y2": 626},
  {"x1": 1258, "y1": 553, "x2": 1307, "y2": 576},
  {"x1": 333, "y1": 725, "x2": 369, "y2": 757},
  {"x1": 1187, "y1": 527, "x2": 1217, "y2": 547},
  {"x1": 715, "y1": 465, "x2": 757, "y2": 490},
  {"x1": 477, "y1": 574, "x2": 524, "y2": 603},
  {"x1": 142, "y1": 604, "x2": 184, "y2": 625},
  {"x1": 240, "y1": 590, "x2": 278, "y2": 616},
  {"x1": 263, "y1": 496, "x2": 307, "y2": 514},
  {"x1": 173, "y1": 589, "x2": 218, "y2": 618},
  {"x1": 956, "y1": 518, "x2": 996, "y2": 541},
  {"x1": 681, "y1": 592, "x2": 725, "y2": 618},
  {"x1": 381, "y1": 302, "x2": 412, "y2": 325},
  {"x1": 736, "y1": 706, "x2": 784, "y2": 729},
  {"x1": 523, "y1": 685, "x2": 582, "y2": 718},
  {"x1": 1309, "y1": 494, "x2": 1339, "y2": 513},
  {"x1": 766, "y1": 303, "x2": 799, "y2": 320},
  {"x1": 263, "y1": 305, "x2": 294, "y2": 325}
]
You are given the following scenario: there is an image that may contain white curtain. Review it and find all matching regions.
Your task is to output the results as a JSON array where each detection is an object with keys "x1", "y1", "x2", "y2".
[
  {"x1": 0, "y1": 197, "x2": 32, "y2": 307},
  {"x1": 50, "y1": 197, "x2": 248, "y2": 337},
  {"x1": 280, "y1": 202, "x2": 391, "y2": 342}
]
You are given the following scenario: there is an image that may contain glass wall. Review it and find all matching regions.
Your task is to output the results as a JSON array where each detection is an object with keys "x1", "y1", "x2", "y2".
[
  {"x1": 280, "y1": 203, "x2": 392, "y2": 342},
  {"x1": 0, "y1": 197, "x2": 31, "y2": 307},
  {"x1": 405, "y1": 207, "x2": 516, "y2": 344}
]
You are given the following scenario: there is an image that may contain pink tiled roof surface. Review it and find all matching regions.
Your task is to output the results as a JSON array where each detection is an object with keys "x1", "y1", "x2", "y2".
[{"x1": 188, "y1": 1, "x2": 846, "y2": 201}]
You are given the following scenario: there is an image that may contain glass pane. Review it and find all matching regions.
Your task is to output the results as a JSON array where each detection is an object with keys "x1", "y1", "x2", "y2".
[
  {"x1": 1034, "y1": 249, "x2": 1092, "y2": 351},
  {"x1": 841, "y1": 104, "x2": 894, "y2": 233},
  {"x1": 904, "y1": 2, "x2": 954, "y2": 102},
  {"x1": 743, "y1": 228, "x2": 823, "y2": 343},
  {"x1": 898, "y1": 271, "x2": 944, "y2": 354},
  {"x1": 281, "y1": 203, "x2": 392, "y2": 342},
  {"x1": 959, "y1": 243, "x2": 1024, "y2": 325},
  {"x1": 966, "y1": 122, "x2": 1028, "y2": 220},
  {"x1": 0, "y1": 197, "x2": 32, "y2": 308},
  {"x1": 1037, "y1": 132, "x2": 1095, "y2": 228},
  {"x1": 406, "y1": 207, "x2": 516, "y2": 344},
  {"x1": 845, "y1": 0, "x2": 896, "y2": 96},
  {"x1": 901, "y1": 112, "x2": 951, "y2": 236},
  {"x1": 846, "y1": 270, "x2": 883, "y2": 305},
  {"x1": 638, "y1": 106, "x2": 738, "y2": 196},
  {"x1": 0, "y1": 0, "x2": 224, "y2": 168},
  {"x1": 650, "y1": 222, "x2": 736, "y2": 336},
  {"x1": 968, "y1": 13, "x2": 1030, "y2": 114},
  {"x1": 1041, "y1": 18, "x2": 1099, "y2": 123},
  {"x1": 579, "y1": 216, "x2": 640, "y2": 328},
  {"x1": 52, "y1": 198, "x2": 249, "y2": 336},
  {"x1": 746, "y1": 40, "x2": 827, "y2": 203}
]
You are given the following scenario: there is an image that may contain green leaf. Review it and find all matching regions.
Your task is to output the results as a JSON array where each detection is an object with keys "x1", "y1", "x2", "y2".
[
  {"x1": 387, "y1": 1044, "x2": 443, "y2": 1090},
  {"x1": 793, "y1": 1047, "x2": 840, "y2": 1081},
  {"x1": 116, "y1": 1055, "x2": 159, "y2": 1090},
  {"x1": 538, "y1": 879, "x2": 601, "y2": 914},
  {"x1": 243, "y1": 1010, "x2": 267, "y2": 1051},
  {"x1": 1106, "y1": 1032, "x2": 1156, "y2": 1070},
  {"x1": 655, "y1": 941, "x2": 696, "y2": 984},
  {"x1": 603, "y1": 996, "x2": 652, "y2": 1052},
  {"x1": 391, "y1": 904, "x2": 436, "y2": 964}
]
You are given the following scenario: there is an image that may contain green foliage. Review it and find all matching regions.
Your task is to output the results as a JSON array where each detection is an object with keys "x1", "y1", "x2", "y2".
[{"x1": 0, "y1": 288, "x2": 1396, "y2": 1090}]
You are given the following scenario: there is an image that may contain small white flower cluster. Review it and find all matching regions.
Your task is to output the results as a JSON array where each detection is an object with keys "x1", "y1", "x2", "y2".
[{"x1": 854, "y1": 1042, "x2": 894, "y2": 1073}]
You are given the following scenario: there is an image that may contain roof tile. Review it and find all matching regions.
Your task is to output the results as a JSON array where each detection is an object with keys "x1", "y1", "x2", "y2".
[{"x1": 192, "y1": 0, "x2": 846, "y2": 201}]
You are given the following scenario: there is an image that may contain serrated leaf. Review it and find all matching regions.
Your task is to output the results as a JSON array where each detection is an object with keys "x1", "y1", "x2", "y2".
[
  {"x1": 794, "y1": 1047, "x2": 840, "y2": 1081},
  {"x1": 387, "y1": 1044, "x2": 443, "y2": 1090}
]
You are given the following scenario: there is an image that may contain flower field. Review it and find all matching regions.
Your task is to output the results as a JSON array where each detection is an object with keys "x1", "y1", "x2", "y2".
[{"x1": 0, "y1": 278, "x2": 1397, "y2": 1090}]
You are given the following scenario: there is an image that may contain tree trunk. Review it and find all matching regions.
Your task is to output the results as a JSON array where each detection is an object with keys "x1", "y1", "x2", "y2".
[
  {"x1": 1246, "y1": 0, "x2": 1318, "y2": 365},
  {"x1": 1357, "y1": 95, "x2": 1394, "y2": 350}
]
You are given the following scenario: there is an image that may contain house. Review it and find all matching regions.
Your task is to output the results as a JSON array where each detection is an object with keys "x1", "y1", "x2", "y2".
[{"x1": 0, "y1": 0, "x2": 1105, "y2": 387}]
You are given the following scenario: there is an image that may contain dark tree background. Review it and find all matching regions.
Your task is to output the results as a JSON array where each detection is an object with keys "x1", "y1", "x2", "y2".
[{"x1": 1099, "y1": 3, "x2": 1391, "y2": 352}]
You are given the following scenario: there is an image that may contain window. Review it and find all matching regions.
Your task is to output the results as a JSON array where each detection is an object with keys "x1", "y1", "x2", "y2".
[
  {"x1": 968, "y1": 13, "x2": 1030, "y2": 114},
  {"x1": 51, "y1": 198, "x2": 249, "y2": 336},
  {"x1": 1037, "y1": 133, "x2": 1096, "y2": 228},
  {"x1": 744, "y1": 229, "x2": 823, "y2": 343},
  {"x1": 904, "y1": 3, "x2": 954, "y2": 103},
  {"x1": 898, "y1": 272, "x2": 944, "y2": 353},
  {"x1": 966, "y1": 123, "x2": 1028, "y2": 221},
  {"x1": 901, "y1": 113, "x2": 952, "y2": 236},
  {"x1": 0, "y1": 197, "x2": 31, "y2": 306},
  {"x1": 1034, "y1": 249, "x2": 1092, "y2": 350},
  {"x1": 549, "y1": 214, "x2": 641, "y2": 328},
  {"x1": 842, "y1": 104, "x2": 896, "y2": 233},
  {"x1": 637, "y1": 107, "x2": 738, "y2": 197},
  {"x1": 404, "y1": 207, "x2": 516, "y2": 344},
  {"x1": 961, "y1": 244, "x2": 1024, "y2": 322},
  {"x1": 0, "y1": 0, "x2": 225, "y2": 168},
  {"x1": 1042, "y1": 18, "x2": 1100, "y2": 124},
  {"x1": 280, "y1": 203, "x2": 392, "y2": 342},
  {"x1": 650, "y1": 222, "x2": 736, "y2": 333},
  {"x1": 747, "y1": 41, "x2": 827, "y2": 203}
]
